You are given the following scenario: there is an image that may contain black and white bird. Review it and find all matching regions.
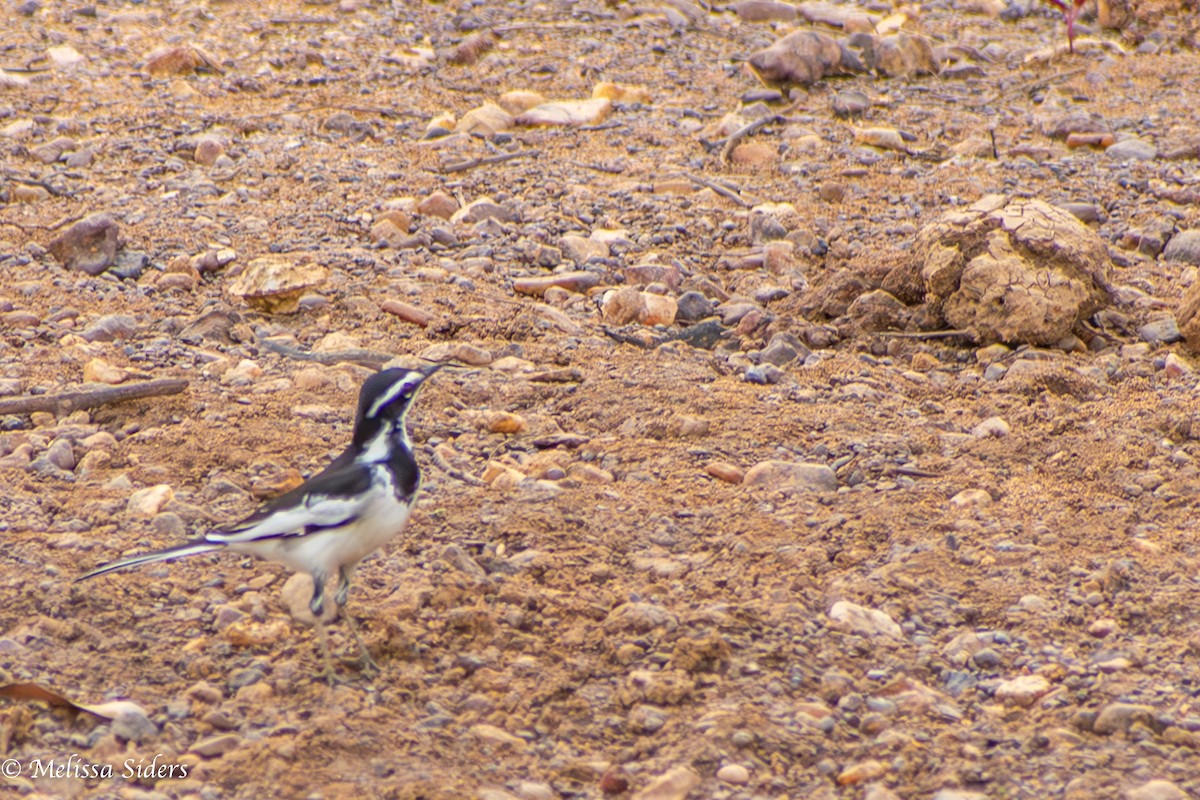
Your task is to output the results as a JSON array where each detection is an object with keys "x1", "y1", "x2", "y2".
[{"x1": 77, "y1": 364, "x2": 442, "y2": 682}]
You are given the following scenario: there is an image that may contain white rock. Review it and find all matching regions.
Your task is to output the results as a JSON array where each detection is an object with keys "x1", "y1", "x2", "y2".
[
  {"x1": 1125, "y1": 780, "x2": 1187, "y2": 800},
  {"x1": 993, "y1": 674, "x2": 1051, "y2": 707},
  {"x1": 469, "y1": 723, "x2": 526, "y2": 750},
  {"x1": 742, "y1": 460, "x2": 837, "y2": 493},
  {"x1": 828, "y1": 600, "x2": 903, "y2": 639},
  {"x1": 631, "y1": 766, "x2": 701, "y2": 800},
  {"x1": 516, "y1": 98, "x2": 612, "y2": 127},
  {"x1": 126, "y1": 485, "x2": 174, "y2": 518},
  {"x1": 716, "y1": 763, "x2": 750, "y2": 785},
  {"x1": 48, "y1": 45, "x2": 85, "y2": 68},
  {"x1": 970, "y1": 416, "x2": 1010, "y2": 437},
  {"x1": 950, "y1": 488, "x2": 992, "y2": 507}
]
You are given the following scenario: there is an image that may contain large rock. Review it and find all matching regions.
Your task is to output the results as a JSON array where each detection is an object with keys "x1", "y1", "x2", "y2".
[
  {"x1": 887, "y1": 195, "x2": 1111, "y2": 345},
  {"x1": 743, "y1": 460, "x2": 837, "y2": 493},
  {"x1": 227, "y1": 256, "x2": 328, "y2": 314},
  {"x1": 47, "y1": 213, "x2": 120, "y2": 275},
  {"x1": 1177, "y1": 280, "x2": 1200, "y2": 354},
  {"x1": 747, "y1": 30, "x2": 861, "y2": 86}
]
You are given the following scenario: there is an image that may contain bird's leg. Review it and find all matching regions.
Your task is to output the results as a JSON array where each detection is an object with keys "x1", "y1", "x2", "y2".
[
  {"x1": 314, "y1": 620, "x2": 340, "y2": 686},
  {"x1": 310, "y1": 574, "x2": 342, "y2": 686},
  {"x1": 337, "y1": 564, "x2": 381, "y2": 676}
]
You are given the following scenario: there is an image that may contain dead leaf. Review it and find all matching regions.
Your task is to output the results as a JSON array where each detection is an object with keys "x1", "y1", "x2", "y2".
[{"x1": 0, "y1": 683, "x2": 149, "y2": 720}]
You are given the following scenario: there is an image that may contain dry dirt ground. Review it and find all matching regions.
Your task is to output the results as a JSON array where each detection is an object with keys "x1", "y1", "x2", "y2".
[{"x1": 4, "y1": 1, "x2": 1200, "y2": 799}]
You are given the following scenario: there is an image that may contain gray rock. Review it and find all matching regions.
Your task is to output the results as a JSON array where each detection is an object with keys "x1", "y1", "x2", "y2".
[
  {"x1": 559, "y1": 234, "x2": 609, "y2": 264},
  {"x1": 743, "y1": 460, "x2": 837, "y2": 492},
  {"x1": 1138, "y1": 314, "x2": 1182, "y2": 344},
  {"x1": 1163, "y1": 229, "x2": 1200, "y2": 265},
  {"x1": 1092, "y1": 702, "x2": 1157, "y2": 734},
  {"x1": 845, "y1": 289, "x2": 908, "y2": 332},
  {"x1": 753, "y1": 284, "x2": 789, "y2": 303},
  {"x1": 759, "y1": 339, "x2": 798, "y2": 366},
  {"x1": 1106, "y1": 138, "x2": 1157, "y2": 161},
  {"x1": 675, "y1": 291, "x2": 714, "y2": 323},
  {"x1": 1057, "y1": 202, "x2": 1104, "y2": 224},
  {"x1": 81, "y1": 314, "x2": 138, "y2": 343},
  {"x1": 110, "y1": 250, "x2": 149, "y2": 280},
  {"x1": 603, "y1": 602, "x2": 678, "y2": 633},
  {"x1": 111, "y1": 709, "x2": 158, "y2": 744},
  {"x1": 47, "y1": 213, "x2": 120, "y2": 275},
  {"x1": 1125, "y1": 780, "x2": 1188, "y2": 800},
  {"x1": 749, "y1": 213, "x2": 788, "y2": 243},
  {"x1": 733, "y1": 0, "x2": 799, "y2": 22},
  {"x1": 45, "y1": 438, "x2": 75, "y2": 470},
  {"x1": 190, "y1": 733, "x2": 242, "y2": 758},
  {"x1": 744, "y1": 364, "x2": 784, "y2": 384},
  {"x1": 832, "y1": 88, "x2": 870, "y2": 119},
  {"x1": 151, "y1": 512, "x2": 187, "y2": 539}
]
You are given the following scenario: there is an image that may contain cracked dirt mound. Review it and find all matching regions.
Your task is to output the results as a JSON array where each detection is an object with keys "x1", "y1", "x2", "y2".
[{"x1": 3, "y1": 1, "x2": 1200, "y2": 799}]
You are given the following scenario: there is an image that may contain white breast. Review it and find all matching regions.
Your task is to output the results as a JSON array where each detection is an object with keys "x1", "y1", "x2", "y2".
[{"x1": 234, "y1": 466, "x2": 414, "y2": 578}]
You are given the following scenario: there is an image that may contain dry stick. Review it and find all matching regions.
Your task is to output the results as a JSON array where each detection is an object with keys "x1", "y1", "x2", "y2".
[
  {"x1": 719, "y1": 114, "x2": 780, "y2": 163},
  {"x1": 440, "y1": 149, "x2": 539, "y2": 174},
  {"x1": 683, "y1": 173, "x2": 754, "y2": 207},
  {"x1": 492, "y1": 21, "x2": 596, "y2": 33},
  {"x1": 255, "y1": 331, "x2": 394, "y2": 368},
  {"x1": 0, "y1": 379, "x2": 189, "y2": 416},
  {"x1": 238, "y1": 104, "x2": 417, "y2": 122},
  {"x1": 570, "y1": 160, "x2": 625, "y2": 174},
  {"x1": 969, "y1": 66, "x2": 1088, "y2": 108},
  {"x1": 269, "y1": 15, "x2": 335, "y2": 24},
  {"x1": 880, "y1": 330, "x2": 971, "y2": 339},
  {"x1": 428, "y1": 445, "x2": 486, "y2": 486},
  {"x1": 0, "y1": 213, "x2": 84, "y2": 233}
]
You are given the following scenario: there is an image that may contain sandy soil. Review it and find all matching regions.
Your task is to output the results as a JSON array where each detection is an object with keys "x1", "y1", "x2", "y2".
[{"x1": 3, "y1": 1, "x2": 1200, "y2": 799}]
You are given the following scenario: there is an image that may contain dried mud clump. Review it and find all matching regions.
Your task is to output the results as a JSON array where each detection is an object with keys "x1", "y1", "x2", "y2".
[{"x1": 886, "y1": 195, "x2": 1113, "y2": 345}]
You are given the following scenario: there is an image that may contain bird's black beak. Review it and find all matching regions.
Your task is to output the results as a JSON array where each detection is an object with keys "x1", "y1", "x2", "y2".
[{"x1": 418, "y1": 362, "x2": 446, "y2": 381}]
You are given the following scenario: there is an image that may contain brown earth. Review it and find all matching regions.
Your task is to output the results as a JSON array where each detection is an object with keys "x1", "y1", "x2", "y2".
[{"x1": 3, "y1": 1, "x2": 1200, "y2": 799}]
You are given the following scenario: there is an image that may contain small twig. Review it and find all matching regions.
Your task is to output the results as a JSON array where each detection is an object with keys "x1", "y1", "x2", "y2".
[
  {"x1": 440, "y1": 149, "x2": 539, "y2": 173},
  {"x1": 428, "y1": 446, "x2": 486, "y2": 486},
  {"x1": 570, "y1": 160, "x2": 625, "y2": 174},
  {"x1": 579, "y1": 121, "x2": 624, "y2": 132},
  {"x1": 719, "y1": 114, "x2": 780, "y2": 163},
  {"x1": 0, "y1": 213, "x2": 84, "y2": 233},
  {"x1": 269, "y1": 15, "x2": 335, "y2": 24},
  {"x1": 493, "y1": 21, "x2": 596, "y2": 33},
  {"x1": 880, "y1": 329, "x2": 971, "y2": 339},
  {"x1": 683, "y1": 172, "x2": 754, "y2": 207},
  {"x1": 237, "y1": 104, "x2": 416, "y2": 122},
  {"x1": 0, "y1": 379, "x2": 188, "y2": 417},
  {"x1": 969, "y1": 66, "x2": 1087, "y2": 108},
  {"x1": 254, "y1": 329, "x2": 395, "y2": 368},
  {"x1": 890, "y1": 465, "x2": 942, "y2": 478}
]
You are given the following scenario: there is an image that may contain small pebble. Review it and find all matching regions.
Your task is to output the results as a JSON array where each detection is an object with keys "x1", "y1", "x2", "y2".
[{"x1": 716, "y1": 763, "x2": 750, "y2": 785}]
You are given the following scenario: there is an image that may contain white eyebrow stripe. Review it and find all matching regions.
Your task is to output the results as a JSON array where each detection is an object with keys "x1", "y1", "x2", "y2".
[{"x1": 366, "y1": 375, "x2": 420, "y2": 418}]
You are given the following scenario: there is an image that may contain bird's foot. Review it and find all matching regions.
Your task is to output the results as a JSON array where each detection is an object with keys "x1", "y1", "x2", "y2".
[
  {"x1": 342, "y1": 610, "x2": 382, "y2": 677},
  {"x1": 316, "y1": 662, "x2": 348, "y2": 687}
]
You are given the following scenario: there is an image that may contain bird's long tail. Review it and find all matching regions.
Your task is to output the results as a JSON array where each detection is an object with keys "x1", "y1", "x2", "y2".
[{"x1": 75, "y1": 540, "x2": 222, "y2": 581}]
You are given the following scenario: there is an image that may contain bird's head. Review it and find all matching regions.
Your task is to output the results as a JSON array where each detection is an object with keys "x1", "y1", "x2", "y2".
[{"x1": 353, "y1": 364, "x2": 442, "y2": 439}]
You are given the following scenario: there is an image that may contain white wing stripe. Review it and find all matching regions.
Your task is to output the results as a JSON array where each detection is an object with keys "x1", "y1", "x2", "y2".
[{"x1": 209, "y1": 492, "x2": 370, "y2": 543}]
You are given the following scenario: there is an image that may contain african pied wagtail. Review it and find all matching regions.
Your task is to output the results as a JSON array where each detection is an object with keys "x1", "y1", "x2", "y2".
[{"x1": 77, "y1": 364, "x2": 442, "y2": 683}]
